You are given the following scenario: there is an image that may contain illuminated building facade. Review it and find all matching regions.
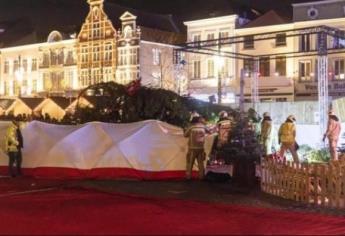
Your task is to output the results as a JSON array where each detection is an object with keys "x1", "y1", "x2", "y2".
[
  {"x1": 0, "y1": 0, "x2": 185, "y2": 98},
  {"x1": 184, "y1": 0, "x2": 345, "y2": 103}
]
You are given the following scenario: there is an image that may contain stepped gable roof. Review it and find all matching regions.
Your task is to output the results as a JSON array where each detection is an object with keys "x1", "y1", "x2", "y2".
[
  {"x1": 104, "y1": 3, "x2": 181, "y2": 33},
  {"x1": 19, "y1": 97, "x2": 45, "y2": 110},
  {"x1": 0, "y1": 0, "x2": 182, "y2": 48},
  {"x1": 0, "y1": 98, "x2": 15, "y2": 110},
  {"x1": 49, "y1": 97, "x2": 74, "y2": 110},
  {"x1": 241, "y1": 10, "x2": 291, "y2": 28}
]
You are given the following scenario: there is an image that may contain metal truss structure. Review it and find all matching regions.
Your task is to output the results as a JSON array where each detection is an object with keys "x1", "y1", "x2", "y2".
[{"x1": 174, "y1": 25, "x2": 345, "y2": 141}]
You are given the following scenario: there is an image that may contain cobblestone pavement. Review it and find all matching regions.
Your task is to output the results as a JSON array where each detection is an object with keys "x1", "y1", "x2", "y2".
[{"x1": 71, "y1": 179, "x2": 345, "y2": 217}]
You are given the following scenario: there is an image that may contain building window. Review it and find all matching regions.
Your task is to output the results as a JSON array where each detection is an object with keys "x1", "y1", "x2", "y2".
[
  {"x1": 104, "y1": 44, "x2": 112, "y2": 61},
  {"x1": 243, "y1": 59, "x2": 254, "y2": 76},
  {"x1": 244, "y1": 35, "x2": 254, "y2": 49},
  {"x1": 276, "y1": 33, "x2": 286, "y2": 47},
  {"x1": 259, "y1": 57, "x2": 270, "y2": 77},
  {"x1": 192, "y1": 34, "x2": 201, "y2": 47},
  {"x1": 13, "y1": 60, "x2": 19, "y2": 73},
  {"x1": 58, "y1": 50, "x2": 64, "y2": 65},
  {"x1": 207, "y1": 33, "x2": 214, "y2": 40},
  {"x1": 275, "y1": 56, "x2": 286, "y2": 76},
  {"x1": 93, "y1": 22, "x2": 101, "y2": 38},
  {"x1": 93, "y1": 45, "x2": 100, "y2": 62},
  {"x1": 333, "y1": 37, "x2": 345, "y2": 49},
  {"x1": 220, "y1": 31, "x2": 229, "y2": 43},
  {"x1": 193, "y1": 34, "x2": 201, "y2": 42},
  {"x1": 193, "y1": 60, "x2": 201, "y2": 79},
  {"x1": 220, "y1": 31, "x2": 229, "y2": 39},
  {"x1": 334, "y1": 59, "x2": 345, "y2": 80},
  {"x1": 22, "y1": 59, "x2": 28, "y2": 72},
  {"x1": 118, "y1": 49, "x2": 126, "y2": 66},
  {"x1": 32, "y1": 59, "x2": 37, "y2": 71},
  {"x1": 4, "y1": 61, "x2": 9, "y2": 74},
  {"x1": 220, "y1": 58, "x2": 230, "y2": 78},
  {"x1": 207, "y1": 59, "x2": 215, "y2": 78},
  {"x1": 81, "y1": 47, "x2": 88, "y2": 63},
  {"x1": 66, "y1": 51, "x2": 75, "y2": 65},
  {"x1": 129, "y1": 48, "x2": 138, "y2": 65},
  {"x1": 152, "y1": 48, "x2": 161, "y2": 66},
  {"x1": 300, "y1": 34, "x2": 311, "y2": 52},
  {"x1": 299, "y1": 60, "x2": 312, "y2": 81}
]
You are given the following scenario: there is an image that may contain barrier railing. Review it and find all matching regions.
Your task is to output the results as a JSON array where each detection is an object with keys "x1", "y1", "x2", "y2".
[{"x1": 261, "y1": 158, "x2": 345, "y2": 209}]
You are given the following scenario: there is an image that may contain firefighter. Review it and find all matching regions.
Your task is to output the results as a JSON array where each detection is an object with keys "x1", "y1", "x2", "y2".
[
  {"x1": 4, "y1": 120, "x2": 21, "y2": 177},
  {"x1": 260, "y1": 112, "x2": 273, "y2": 156},
  {"x1": 323, "y1": 111, "x2": 341, "y2": 161},
  {"x1": 184, "y1": 116, "x2": 208, "y2": 180},
  {"x1": 278, "y1": 115, "x2": 299, "y2": 163},
  {"x1": 216, "y1": 111, "x2": 232, "y2": 148}
]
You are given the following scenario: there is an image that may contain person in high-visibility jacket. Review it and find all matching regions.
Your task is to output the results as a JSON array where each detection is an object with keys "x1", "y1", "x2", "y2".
[
  {"x1": 260, "y1": 112, "x2": 273, "y2": 156},
  {"x1": 4, "y1": 120, "x2": 20, "y2": 177},
  {"x1": 216, "y1": 111, "x2": 232, "y2": 148},
  {"x1": 184, "y1": 116, "x2": 208, "y2": 180},
  {"x1": 278, "y1": 115, "x2": 299, "y2": 163},
  {"x1": 323, "y1": 111, "x2": 341, "y2": 161}
]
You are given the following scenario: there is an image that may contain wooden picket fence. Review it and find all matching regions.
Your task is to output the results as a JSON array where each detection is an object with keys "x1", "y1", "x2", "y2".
[{"x1": 260, "y1": 158, "x2": 345, "y2": 209}]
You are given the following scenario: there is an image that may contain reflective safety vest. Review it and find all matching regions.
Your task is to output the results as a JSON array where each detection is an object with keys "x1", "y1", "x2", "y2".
[
  {"x1": 4, "y1": 124, "x2": 19, "y2": 153},
  {"x1": 217, "y1": 119, "x2": 232, "y2": 146},
  {"x1": 261, "y1": 120, "x2": 272, "y2": 142},
  {"x1": 278, "y1": 122, "x2": 296, "y2": 144},
  {"x1": 184, "y1": 123, "x2": 207, "y2": 150}
]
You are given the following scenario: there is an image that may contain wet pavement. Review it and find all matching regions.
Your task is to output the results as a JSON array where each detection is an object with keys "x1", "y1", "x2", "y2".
[
  {"x1": 75, "y1": 179, "x2": 345, "y2": 216},
  {"x1": 1, "y1": 176, "x2": 344, "y2": 217}
]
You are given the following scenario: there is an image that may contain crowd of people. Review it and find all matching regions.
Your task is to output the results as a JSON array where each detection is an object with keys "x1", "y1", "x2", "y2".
[{"x1": 183, "y1": 109, "x2": 342, "y2": 180}]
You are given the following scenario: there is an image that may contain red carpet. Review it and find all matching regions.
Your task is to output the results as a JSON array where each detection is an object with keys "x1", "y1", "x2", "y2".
[
  {"x1": 0, "y1": 187, "x2": 344, "y2": 235},
  {"x1": 0, "y1": 166, "x2": 191, "y2": 180}
]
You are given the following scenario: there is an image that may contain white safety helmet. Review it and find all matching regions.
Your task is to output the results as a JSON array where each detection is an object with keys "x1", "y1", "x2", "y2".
[
  {"x1": 263, "y1": 112, "x2": 270, "y2": 118},
  {"x1": 287, "y1": 115, "x2": 296, "y2": 122},
  {"x1": 219, "y1": 111, "x2": 228, "y2": 119}
]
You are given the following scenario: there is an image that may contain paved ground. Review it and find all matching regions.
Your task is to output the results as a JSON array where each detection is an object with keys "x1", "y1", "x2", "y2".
[
  {"x1": 72, "y1": 179, "x2": 345, "y2": 216},
  {"x1": 1, "y1": 176, "x2": 344, "y2": 217}
]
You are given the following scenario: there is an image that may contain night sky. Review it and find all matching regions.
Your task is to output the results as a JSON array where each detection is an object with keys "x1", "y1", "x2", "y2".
[{"x1": 0, "y1": 0, "x2": 326, "y2": 20}]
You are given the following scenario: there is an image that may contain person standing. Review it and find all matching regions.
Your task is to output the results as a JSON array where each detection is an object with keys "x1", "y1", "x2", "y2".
[
  {"x1": 15, "y1": 120, "x2": 23, "y2": 176},
  {"x1": 184, "y1": 116, "x2": 208, "y2": 180},
  {"x1": 4, "y1": 120, "x2": 21, "y2": 177},
  {"x1": 260, "y1": 112, "x2": 273, "y2": 156},
  {"x1": 216, "y1": 111, "x2": 232, "y2": 148},
  {"x1": 323, "y1": 111, "x2": 341, "y2": 161},
  {"x1": 278, "y1": 115, "x2": 299, "y2": 163}
]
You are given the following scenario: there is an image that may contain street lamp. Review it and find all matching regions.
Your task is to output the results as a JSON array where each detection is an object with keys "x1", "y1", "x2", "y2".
[{"x1": 214, "y1": 56, "x2": 225, "y2": 104}]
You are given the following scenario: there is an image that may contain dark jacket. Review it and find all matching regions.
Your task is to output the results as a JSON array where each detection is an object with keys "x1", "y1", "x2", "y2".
[{"x1": 16, "y1": 128, "x2": 23, "y2": 149}]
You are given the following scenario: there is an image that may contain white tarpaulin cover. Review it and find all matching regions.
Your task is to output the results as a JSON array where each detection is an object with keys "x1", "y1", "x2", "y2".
[{"x1": 0, "y1": 120, "x2": 206, "y2": 179}]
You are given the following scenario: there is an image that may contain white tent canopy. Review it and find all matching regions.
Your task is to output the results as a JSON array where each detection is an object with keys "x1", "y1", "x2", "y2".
[{"x1": 0, "y1": 120, "x2": 197, "y2": 179}]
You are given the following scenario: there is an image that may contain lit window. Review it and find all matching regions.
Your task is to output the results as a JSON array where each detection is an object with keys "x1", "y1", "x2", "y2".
[
  {"x1": 32, "y1": 59, "x2": 37, "y2": 71},
  {"x1": 193, "y1": 60, "x2": 201, "y2": 79},
  {"x1": 259, "y1": 57, "x2": 270, "y2": 77},
  {"x1": 275, "y1": 56, "x2": 286, "y2": 76},
  {"x1": 299, "y1": 60, "x2": 312, "y2": 81},
  {"x1": 4, "y1": 61, "x2": 9, "y2": 74},
  {"x1": 334, "y1": 59, "x2": 345, "y2": 80},
  {"x1": 207, "y1": 59, "x2": 215, "y2": 78}
]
